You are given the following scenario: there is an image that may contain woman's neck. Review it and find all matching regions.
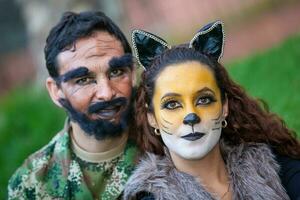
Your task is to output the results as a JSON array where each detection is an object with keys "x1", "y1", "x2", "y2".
[{"x1": 170, "y1": 143, "x2": 231, "y2": 198}]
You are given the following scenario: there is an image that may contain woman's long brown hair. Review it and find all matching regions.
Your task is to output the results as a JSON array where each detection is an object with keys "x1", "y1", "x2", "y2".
[{"x1": 134, "y1": 47, "x2": 300, "y2": 158}]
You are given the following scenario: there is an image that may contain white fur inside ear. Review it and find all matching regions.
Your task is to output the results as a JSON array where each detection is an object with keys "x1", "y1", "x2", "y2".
[{"x1": 147, "y1": 112, "x2": 159, "y2": 129}]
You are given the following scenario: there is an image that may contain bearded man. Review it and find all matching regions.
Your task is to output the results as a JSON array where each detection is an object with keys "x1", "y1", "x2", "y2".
[{"x1": 8, "y1": 11, "x2": 137, "y2": 200}]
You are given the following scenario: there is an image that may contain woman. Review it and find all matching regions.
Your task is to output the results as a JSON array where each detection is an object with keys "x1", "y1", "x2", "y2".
[{"x1": 124, "y1": 21, "x2": 299, "y2": 199}]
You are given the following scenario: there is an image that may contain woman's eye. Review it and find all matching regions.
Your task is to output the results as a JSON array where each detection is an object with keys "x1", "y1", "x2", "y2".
[
  {"x1": 163, "y1": 100, "x2": 182, "y2": 110},
  {"x1": 196, "y1": 97, "x2": 214, "y2": 105},
  {"x1": 109, "y1": 69, "x2": 124, "y2": 78}
]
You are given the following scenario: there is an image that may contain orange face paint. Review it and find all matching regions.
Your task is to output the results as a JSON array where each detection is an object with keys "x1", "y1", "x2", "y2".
[{"x1": 149, "y1": 61, "x2": 227, "y2": 159}]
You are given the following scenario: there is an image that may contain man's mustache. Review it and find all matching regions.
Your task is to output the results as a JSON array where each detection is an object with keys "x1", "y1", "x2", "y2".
[{"x1": 88, "y1": 97, "x2": 127, "y2": 114}]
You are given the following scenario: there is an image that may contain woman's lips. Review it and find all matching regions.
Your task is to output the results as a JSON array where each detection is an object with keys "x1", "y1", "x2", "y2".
[{"x1": 181, "y1": 132, "x2": 205, "y2": 141}]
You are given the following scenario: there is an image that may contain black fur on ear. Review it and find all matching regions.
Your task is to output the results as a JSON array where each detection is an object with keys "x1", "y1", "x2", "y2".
[
  {"x1": 132, "y1": 30, "x2": 170, "y2": 70},
  {"x1": 189, "y1": 21, "x2": 225, "y2": 61}
]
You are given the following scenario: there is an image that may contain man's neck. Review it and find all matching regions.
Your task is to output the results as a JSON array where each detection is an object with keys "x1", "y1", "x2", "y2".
[{"x1": 70, "y1": 121, "x2": 128, "y2": 153}]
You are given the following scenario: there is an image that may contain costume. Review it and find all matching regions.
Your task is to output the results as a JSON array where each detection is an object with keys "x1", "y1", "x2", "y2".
[
  {"x1": 128, "y1": 20, "x2": 291, "y2": 200},
  {"x1": 275, "y1": 154, "x2": 300, "y2": 200},
  {"x1": 124, "y1": 141, "x2": 289, "y2": 200},
  {"x1": 8, "y1": 119, "x2": 138, "y2": 200}
]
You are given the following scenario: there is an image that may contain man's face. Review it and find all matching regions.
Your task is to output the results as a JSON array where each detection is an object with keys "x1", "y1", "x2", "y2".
[
  {"x1": 150, "y1": 61, "x2": 227, "y2": 160},
  {"x1": 53, "y1": 31, "x2": 134, "y2": 139}
]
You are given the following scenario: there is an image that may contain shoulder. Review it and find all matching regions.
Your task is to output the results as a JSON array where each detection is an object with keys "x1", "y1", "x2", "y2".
[
  {"x1": 226, "y1": 142, "x2": 279, "y2": 171},
  {"x1": 275, "y1": 153, "x2": 300, "y2": 200},
  {"x1": 123, "y1": 152, "x2": 211, "y2": 200},
  {"x1": 123, "y1": 152, "x2": 176, "y2": 199},
  {"x1": 225, "y1": 142, "x2": 289, "y2": 199},
  {"x1": 225, "y1": 142, "x2": 283, "y2": 184},
  {"x1": 125, "y1": 152, "x2": 171, "y2": 189},
  {"x1": 8, "y1": 132, "x2": 68, "y2": 199}
]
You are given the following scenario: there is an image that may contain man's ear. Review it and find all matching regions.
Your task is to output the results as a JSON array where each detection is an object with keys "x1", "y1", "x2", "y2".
[
  {"x1": 46, "y1": 77, "x2": 65, "y2": 108},
  {"x1": 147, "y1": 112, "x2": 159, "y2": 129},
  {"x1": 131, "y1": 66, "x2": 137, "y2": 87}
]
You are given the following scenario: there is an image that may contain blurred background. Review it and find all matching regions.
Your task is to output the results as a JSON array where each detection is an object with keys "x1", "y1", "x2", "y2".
[{"x1": 1, "y1": 0, "x2": 300, "y2": 197}]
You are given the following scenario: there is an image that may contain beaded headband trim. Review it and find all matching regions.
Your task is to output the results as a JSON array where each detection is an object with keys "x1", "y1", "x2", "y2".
[
  {"x1": 132, "y1": 20, "x2": 225, "y2": 70},
  {"x1": 189, "y1": 21, "x2": 225, "y2": 62}
]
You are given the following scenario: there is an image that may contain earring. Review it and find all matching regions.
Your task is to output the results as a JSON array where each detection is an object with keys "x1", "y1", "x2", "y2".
[
  {"x1": 154, "y1": 128, "x2": 160, "y2": 135},
  {"x1": 221, "y1": 119, "x2": 227, "y2": 128}
]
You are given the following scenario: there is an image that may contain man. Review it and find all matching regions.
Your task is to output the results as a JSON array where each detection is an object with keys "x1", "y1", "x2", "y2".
[{"x1": 8, "y1": 11, "x2": 137, "y2": 199}]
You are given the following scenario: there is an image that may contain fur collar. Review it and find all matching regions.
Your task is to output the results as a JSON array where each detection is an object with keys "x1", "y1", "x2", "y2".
[{"x1": 124, "y1": 142, "x2": 289, "y2": 200}]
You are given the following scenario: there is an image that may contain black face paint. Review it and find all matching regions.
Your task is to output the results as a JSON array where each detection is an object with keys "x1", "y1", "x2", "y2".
[
  {"x1": 57, "y1": 67, "x2": 90, "y2": 83},
  {"x1": 88, "y1": 97, "x2": 127, "y2": 114},
  {"x1": 59, "y1": 92, "x2": 134, "y2": 140},
  {"x1": 109, "y1": 53, "x2": 133, "y2": 70},
  {"x1": 55, "y1": 54, "x2": 133, "y2": 84}
]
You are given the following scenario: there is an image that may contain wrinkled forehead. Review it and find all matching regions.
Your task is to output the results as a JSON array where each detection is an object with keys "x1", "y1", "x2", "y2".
[
  {"x1": 155, "y1": 61, "x2": 219, "y2": 95},
  {"x1": 57, "y1": 31, "x2": 124, "y2": 71}
]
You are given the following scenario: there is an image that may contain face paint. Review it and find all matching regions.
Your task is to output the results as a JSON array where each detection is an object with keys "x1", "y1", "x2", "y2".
[
  {"x1": 57, "y1": 67, "x2": 90, "y2": 83},
  {"x1": 108, "y1": 53, "x2": 133, "y2": 70},
  {"x1": 59, "y1": 95, "x2": 133, "y2": 140},
  {"x1": 58, "y1": 54, "x2": 133, "y2": 97},
  {"x1": 56, "y1": 31, "x2": 134, "y2": 125},
  {"x1": 152, "y1": 61, "x2": 226, "y2": 160}
]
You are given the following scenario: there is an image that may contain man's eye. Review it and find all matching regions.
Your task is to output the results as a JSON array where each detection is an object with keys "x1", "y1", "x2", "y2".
[
  {"x1": 196, "y1": 96, "x2": 215, "y2": 105},
  {"x1": 75, "y1": 77, "x2": 94, "y2": 85},
  {"x1": 109, "y1": 69, "x2": 124, "y2": 77},
  {"x1": 162, "y1": 100, "x2": 182, "y2": 110}
]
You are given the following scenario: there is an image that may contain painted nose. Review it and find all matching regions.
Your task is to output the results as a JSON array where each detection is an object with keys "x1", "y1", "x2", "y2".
[{"x1": 183, "y1": 113, "x2": 200, "y2": 126}]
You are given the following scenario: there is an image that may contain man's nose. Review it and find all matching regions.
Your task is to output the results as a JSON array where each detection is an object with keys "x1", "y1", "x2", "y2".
[
  {"x1": 94, "y1": 79, "x2": 116, "y2": 101},
  {"x1": 183, "y1": 113, "x2": 200, "y2": 126}
]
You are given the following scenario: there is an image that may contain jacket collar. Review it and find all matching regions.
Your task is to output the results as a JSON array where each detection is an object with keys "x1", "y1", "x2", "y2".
[{"x1": 124, "y1": 141, "x2": 289, "y2": 200}]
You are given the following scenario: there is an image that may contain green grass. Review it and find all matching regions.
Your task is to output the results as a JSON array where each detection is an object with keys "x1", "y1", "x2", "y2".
[
  {"x1": 0, "y1": 86, "x2": 66, "y2": 197},
  {"x1": 227, "y1": 32, "x2": 300, "y2": 136},
  {"x1": 0, "y1": 33, "x2": 299, "y2": 198}
]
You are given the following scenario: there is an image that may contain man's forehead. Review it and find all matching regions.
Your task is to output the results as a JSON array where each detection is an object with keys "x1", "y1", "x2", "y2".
[{"x1": 57, "y1": 31, "x2": 124, "y2": 68}]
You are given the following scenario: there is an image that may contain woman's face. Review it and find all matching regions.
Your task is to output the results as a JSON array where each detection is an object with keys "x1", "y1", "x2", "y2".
[{"x1": 148, "y1": 61, "x2": 227, "y2": 160}]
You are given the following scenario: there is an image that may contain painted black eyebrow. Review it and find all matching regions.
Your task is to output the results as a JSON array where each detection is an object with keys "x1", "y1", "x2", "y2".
[
  {"x1": 108, "y1": 53, "x2": 133, "y2": 70},
  {"x1": 59, "y1": 67, "x2": 90, "y2": 83}
]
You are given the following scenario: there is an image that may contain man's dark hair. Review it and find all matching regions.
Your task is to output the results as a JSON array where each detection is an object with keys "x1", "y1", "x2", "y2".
[{"x1": 44, "y1": 11, "x2": 132, "y2": 78}]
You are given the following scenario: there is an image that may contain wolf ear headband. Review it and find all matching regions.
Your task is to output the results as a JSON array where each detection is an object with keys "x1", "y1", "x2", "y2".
[{"x1": 132, "y1": 20, "x2": 225, "y2": 70}]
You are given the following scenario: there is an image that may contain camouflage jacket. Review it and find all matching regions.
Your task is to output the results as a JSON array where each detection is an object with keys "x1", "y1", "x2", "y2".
[{"x1": 8, "y1": 119, "x2": 138, "y2": 200}]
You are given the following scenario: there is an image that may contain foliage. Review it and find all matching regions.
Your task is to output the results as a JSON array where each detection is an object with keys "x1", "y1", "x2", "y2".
[
  {"x1": 228, "y1": 32, "x2": 300, "y2": 137},
  {"x1": 0, "y1": 86, "x2": 66, "y2": 196},
  {"x1": 0, "y1": 33, "x2": 299, "y2": 197}
]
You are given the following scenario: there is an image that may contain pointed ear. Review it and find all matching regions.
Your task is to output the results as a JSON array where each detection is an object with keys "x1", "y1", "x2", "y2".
[
  {"x1": 46, "y1": 77, "x2": 65, "y2": 108},
  {"x1": 132, "y1": 29, "x2": 170, "y2": 70},
  {"x1": 189, "y1": 21, "x2": 225, "y2": 61},
  {"x1": 147, "y1": 112, "x2": 159, "y2": 129}
]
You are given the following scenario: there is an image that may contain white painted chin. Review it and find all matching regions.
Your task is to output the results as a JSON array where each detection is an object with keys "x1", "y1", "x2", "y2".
[{"x1": 161, "y1": 130, "x2": 222, "y2": 160}]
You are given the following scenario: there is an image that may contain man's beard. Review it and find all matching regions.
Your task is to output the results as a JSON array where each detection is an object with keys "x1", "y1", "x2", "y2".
[{"x1": 59, "y1": 95, "x2": 133, "y2": 140}]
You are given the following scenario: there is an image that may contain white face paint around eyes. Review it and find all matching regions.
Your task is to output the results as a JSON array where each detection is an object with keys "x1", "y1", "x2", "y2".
[{"x1": 160, "y1": 114, "x2": 223, "y2": 160}]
